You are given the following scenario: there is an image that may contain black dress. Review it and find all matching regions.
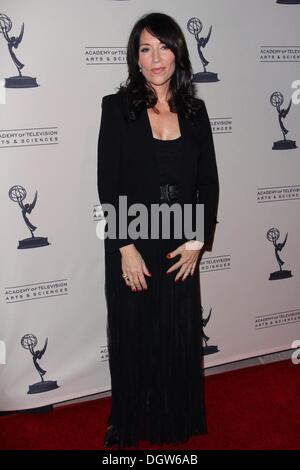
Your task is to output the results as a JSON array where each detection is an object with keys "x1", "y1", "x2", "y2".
[{"x1": 105, "y1": 133, "x2": 208, "y2": 448}]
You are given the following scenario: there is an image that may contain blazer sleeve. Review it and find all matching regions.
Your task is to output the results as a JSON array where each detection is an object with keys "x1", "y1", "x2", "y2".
[
  {"x1": 196, "y1": 100, "x2": 220, "y2": 248},
  {"x1": 97, "y1": 94, "x2": 135, "y2": 253}
]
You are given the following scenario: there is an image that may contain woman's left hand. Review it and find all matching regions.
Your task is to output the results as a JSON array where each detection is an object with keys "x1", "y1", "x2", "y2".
[{"x1": 165, "y1": 240, "x2": 204, "y2": 282}]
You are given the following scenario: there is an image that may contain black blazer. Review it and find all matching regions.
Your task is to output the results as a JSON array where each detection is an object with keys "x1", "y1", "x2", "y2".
[{"x1": 97, "y1": 91, "x2": 219, "y2": 254}]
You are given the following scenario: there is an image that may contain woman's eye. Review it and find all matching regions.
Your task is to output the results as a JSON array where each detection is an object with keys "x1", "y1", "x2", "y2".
[{"x1": 140, "y1": 45, "x2": 169, "y2": 53}]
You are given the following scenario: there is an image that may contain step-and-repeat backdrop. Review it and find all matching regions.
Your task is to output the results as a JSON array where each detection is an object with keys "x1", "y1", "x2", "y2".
[{"x1": 0, "y1": 0, "x2": 299, "y2": 410}]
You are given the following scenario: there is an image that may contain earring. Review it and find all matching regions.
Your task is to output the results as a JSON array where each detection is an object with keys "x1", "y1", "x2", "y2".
[{"x1": 139, "y1": 65, "x2": 142, "y2": 72}]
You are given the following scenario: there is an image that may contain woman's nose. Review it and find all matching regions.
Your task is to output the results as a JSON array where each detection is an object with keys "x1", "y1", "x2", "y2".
[{"x1": 152, "y1": 49, "x2": 161, "y2": 62}]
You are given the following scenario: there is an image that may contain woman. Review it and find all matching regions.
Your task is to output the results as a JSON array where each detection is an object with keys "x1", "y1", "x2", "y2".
[{"x1": 97, "y1": 12, "x2": 219, "y2": 448}]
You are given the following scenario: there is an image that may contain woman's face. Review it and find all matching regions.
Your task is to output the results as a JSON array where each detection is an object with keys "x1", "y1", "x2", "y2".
[{"x1": 138, "y1": 28, "x2": 176, "y2": 88}]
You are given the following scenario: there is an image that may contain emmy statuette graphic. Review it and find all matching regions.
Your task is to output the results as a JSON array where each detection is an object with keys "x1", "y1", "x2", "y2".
[
  {"x1": 187, "y1": 17, "x2": 219, "y2": 83},
  {"x1": 9, "y1": 185, "x2": 50, "y2": 249},
  {"x1": 21, "y1": 334, "x2": 59, "y2": 394},
  {"x1": 201, "y1": 306, "x2": 219, "y2": 355},
  {"x1": 270, "y1": 92, "x2": 297, "y2": 150},
  {"x1": 0, "y1": 13, "x2": 39, "y2": 88},
  {"x1": 276, "y1": 1, "x2": 300, "y2": 4},
  {"x1": 267, "y1": 228, "x2": 292, "y2": 280}
]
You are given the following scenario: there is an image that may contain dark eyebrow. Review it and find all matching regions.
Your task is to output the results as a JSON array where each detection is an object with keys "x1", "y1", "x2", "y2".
[{"x1": 139, "y1": 41, "x2": 163, "y2": 46}]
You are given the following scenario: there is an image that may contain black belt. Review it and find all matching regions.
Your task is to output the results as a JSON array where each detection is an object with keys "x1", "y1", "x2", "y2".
[{"x1": 160, "y1": 183, "x2": 179, "y2": 203}]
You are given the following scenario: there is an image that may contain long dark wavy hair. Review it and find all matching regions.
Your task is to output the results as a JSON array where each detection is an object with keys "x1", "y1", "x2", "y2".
[{"x1": 117, "y1": 12, "x2": 203, "y2": 123}]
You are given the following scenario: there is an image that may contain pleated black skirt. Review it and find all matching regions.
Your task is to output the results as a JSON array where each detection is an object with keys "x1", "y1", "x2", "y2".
[{"x1": 104, "y1": 235, "x2": 208, "y2": 448}]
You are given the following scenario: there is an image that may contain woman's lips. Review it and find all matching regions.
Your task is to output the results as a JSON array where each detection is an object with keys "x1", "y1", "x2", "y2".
[{"x1": 151, "y1": 67, "x2": 165, "y2": 74}]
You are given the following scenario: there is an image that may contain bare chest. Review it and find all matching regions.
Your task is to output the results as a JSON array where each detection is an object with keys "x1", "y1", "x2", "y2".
[{"x1": 146, "y1": 108, "x2": 181, "y2": 141}]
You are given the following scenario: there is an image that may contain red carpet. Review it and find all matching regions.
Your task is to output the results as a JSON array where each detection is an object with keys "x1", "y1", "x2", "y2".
[{"x1": 0, "y1": 359, "x2": 299, "y2": 450}]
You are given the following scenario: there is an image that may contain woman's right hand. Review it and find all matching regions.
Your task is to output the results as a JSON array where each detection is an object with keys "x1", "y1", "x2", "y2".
[{"x1": 119, "y1": 244, "x2": 152, "y2": 291}]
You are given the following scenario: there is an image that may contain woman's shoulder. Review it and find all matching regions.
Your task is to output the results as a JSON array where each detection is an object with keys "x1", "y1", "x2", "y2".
[
  {"x1": 184, "y1": 96, "x2": 208, "y2": 125},
  {"x1": 101, "y1": 92, "x2": 126, "y2": 123},
  {"x1": 193, "y1": 96, "x2": 206, "y2": 113},
  {"x1": 101, "y1": 90, "x2": 127, "y2": 113},
  {"x1": 101, "y1": 92, "x2": 120, "y2": 106},
  {"x1": 194, "y1": 96, "x2": 205, "y2": 105}
]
